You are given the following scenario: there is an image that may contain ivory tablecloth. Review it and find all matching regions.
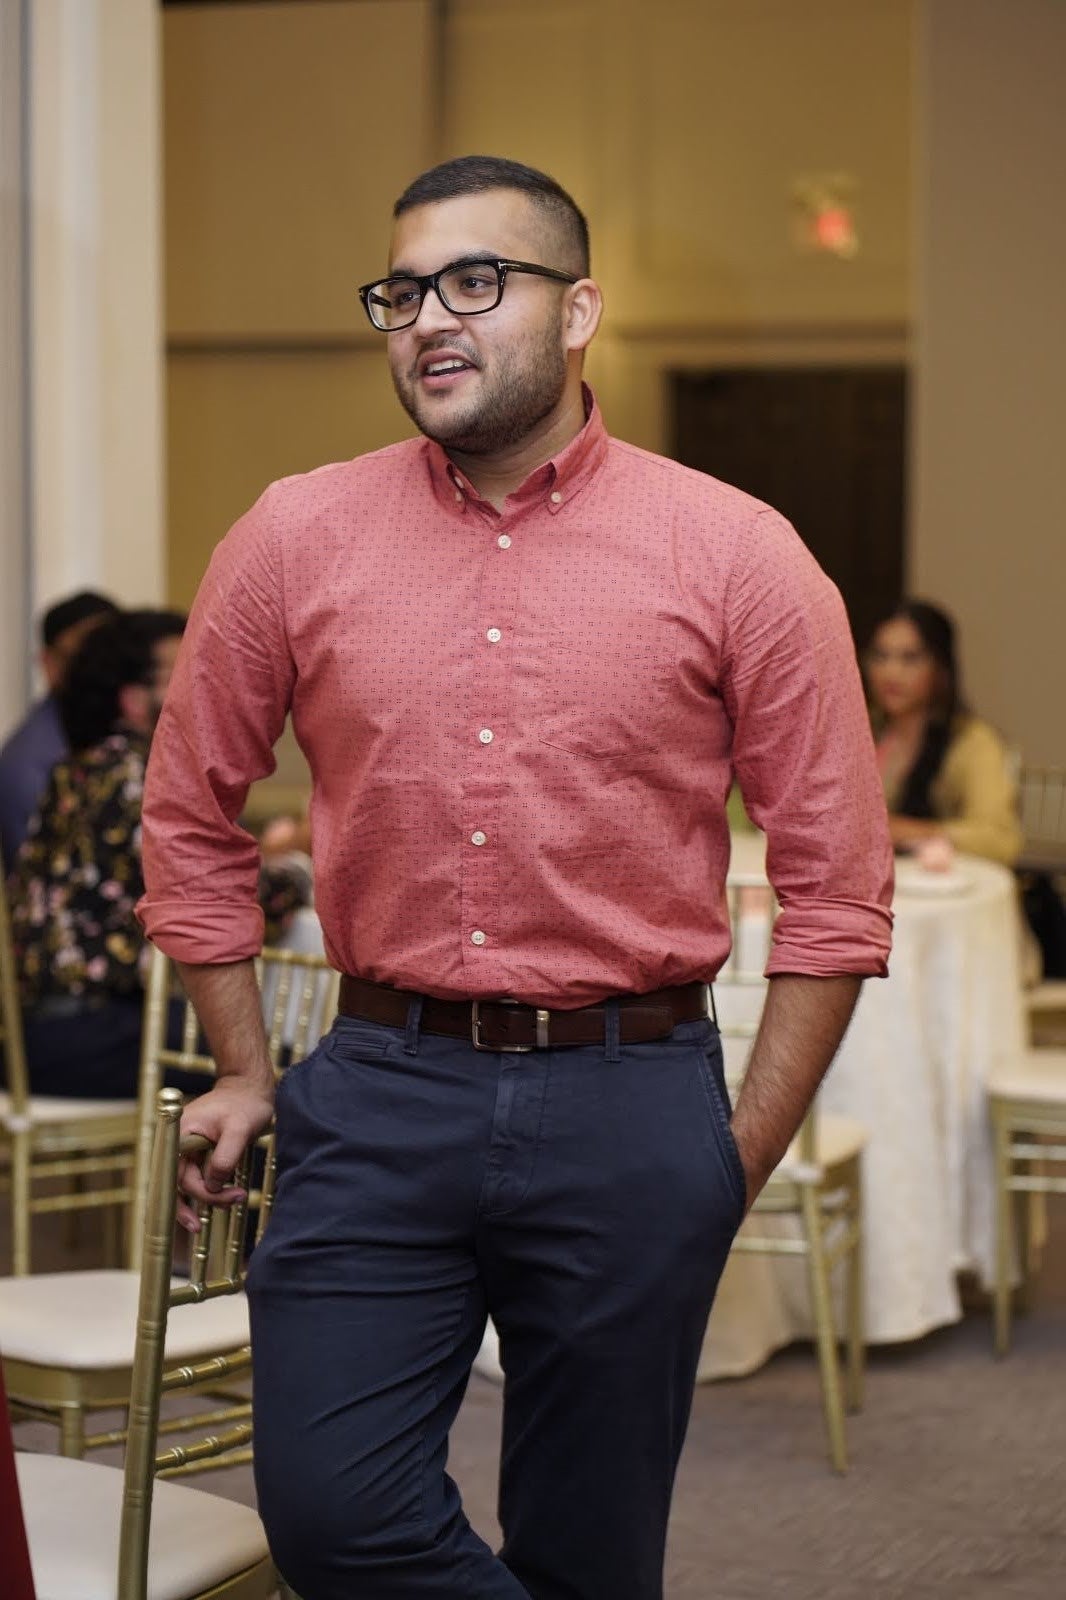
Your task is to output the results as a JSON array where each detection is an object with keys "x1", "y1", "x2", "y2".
[{"x1": 698, "y1": 834, "x2": 1027, "y2": 1379}]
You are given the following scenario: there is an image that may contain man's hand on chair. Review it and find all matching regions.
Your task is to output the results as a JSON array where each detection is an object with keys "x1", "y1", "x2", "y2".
[{"x1": 176, "y1": 1074, "x2": 276, "y2": 1232}]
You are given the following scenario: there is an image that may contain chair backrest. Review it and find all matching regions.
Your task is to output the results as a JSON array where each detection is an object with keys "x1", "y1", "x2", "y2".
[
  {"x1": 117, "y1": 1088, "x2": 275, "y2": 1599},
  {"x1": 0, "y1": 860, "x2": 31, "y2": 1116},
  {"x1": 1019, "y1": 766, "x2": 1066, "y2": 849},
  {"x1": 127, "y1": 941, "x2": 340, "y2": 1270},
  {"x1": 717, "y1": 871, "x2": 817, "y2": 1166}
]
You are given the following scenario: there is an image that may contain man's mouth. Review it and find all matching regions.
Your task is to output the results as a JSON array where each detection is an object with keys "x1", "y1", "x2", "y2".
[{"x1": 416, "y1": 351, "x2": 479, "y2": 388}]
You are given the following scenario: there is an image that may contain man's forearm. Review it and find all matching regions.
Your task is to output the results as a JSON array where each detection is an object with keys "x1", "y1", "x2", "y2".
[
  {"x1": 729, "y1": 973, "x2": 862, "y2": 1200},
  {"x1": 175, "y1": 958, "x2": 275, "y2": 1090}
]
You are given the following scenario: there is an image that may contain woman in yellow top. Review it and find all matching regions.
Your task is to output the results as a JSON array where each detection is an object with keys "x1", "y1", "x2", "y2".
[{"x1": 865, "y1": 600, "x2": 1022, "y2": 866}]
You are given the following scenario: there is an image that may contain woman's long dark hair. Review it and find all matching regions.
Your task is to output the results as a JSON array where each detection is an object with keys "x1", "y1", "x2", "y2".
[{"x1": 869, "y1": 599, "x2": 968, "y2": 819}]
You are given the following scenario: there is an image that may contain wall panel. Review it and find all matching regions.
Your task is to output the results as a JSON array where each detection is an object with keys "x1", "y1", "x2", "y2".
[
  {"x1": 599, "y1": 0, "x2": 912, "y2": 331},
  {"x1": 166, "y1": 347, "x2": 411, "y2": 608},
  {"x1": 164, "y1": 0, "x2": 435, "y2": 338}
]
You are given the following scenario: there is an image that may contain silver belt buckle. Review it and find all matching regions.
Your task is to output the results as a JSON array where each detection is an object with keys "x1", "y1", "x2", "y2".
[{"x1": 471, "y1": 1000, "x2": 547, "y2": 1053}]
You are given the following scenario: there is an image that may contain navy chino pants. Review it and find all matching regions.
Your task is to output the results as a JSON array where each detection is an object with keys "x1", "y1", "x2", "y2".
[{"x1": 247, "y1": 1008, "x2": 747, "y2": 1600}]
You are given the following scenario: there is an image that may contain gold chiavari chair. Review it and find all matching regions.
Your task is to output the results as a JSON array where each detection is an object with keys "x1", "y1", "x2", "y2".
[
  {"x1": 719, "y1": 873, "x2": 866, "y2": 1473},
  {"x1": 1, "y1": 940, "x2": 338, "y2": 1459},
  {"x1": 989, "y1": 1048, "x2": 1066, "y2": 1355},
  {"x1": 16, "y1": 1089, "x2": 281, "y2": 1600},
  {"x1": 0, "y1": 844, "x2": 139, "y2": 1276}
]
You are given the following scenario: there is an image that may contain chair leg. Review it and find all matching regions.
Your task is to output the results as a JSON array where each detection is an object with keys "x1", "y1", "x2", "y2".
[
  {"x1": 59, "y1": 1403, "x2": 86, "y2": 1458},
  {"x1": 11, "y1": 1131, "x2": 31, "y2": 1276},
  {"x1": 799, "y1": 1181, "x2": 848, "y2": 1473},
  {"x1": 993, "y1": 1112, "x2": 1013, "y2": 1357},
  {"x1": 844, "y1": 1163, "x2": 865, "y2": 1414}
]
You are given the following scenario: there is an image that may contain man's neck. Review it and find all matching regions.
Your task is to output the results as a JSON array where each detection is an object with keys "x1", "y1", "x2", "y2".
[{"x1": 444, "y1": 388, "x2": 588, "y2": 511}]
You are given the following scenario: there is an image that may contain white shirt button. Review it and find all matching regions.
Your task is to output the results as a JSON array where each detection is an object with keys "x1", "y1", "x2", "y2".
[
  {"x1": 454, "y1": 490, "x2": 464, "y2": 503},
  {"x1": 486, "y1": 628, "x2": 502, "y2": 643},
  {"x1": 478, "y1": 728, "x2": 494, "y2": 744},
  {"x1": 497, "y1": 534, "x2": 512, "y2": 549},
  {"x1": 470, "y1": 929, "x2": 487, "y2": 946},
  {"x1": 550, "y1": 490, "x2": 563, "y2": 505},
  {"x1": 471, "y1": 830, "x2": 487, "y2": 846}
]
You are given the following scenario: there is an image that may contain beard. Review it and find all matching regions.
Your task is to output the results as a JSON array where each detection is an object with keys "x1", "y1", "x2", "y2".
[{"x1": 392, "y1": 318, "x2": 568, "y2": 455}]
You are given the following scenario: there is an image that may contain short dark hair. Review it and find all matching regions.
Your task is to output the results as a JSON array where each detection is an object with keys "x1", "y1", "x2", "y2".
[
  {"x1": 41, "y1": 590, "x2": 118, "y2": 649},
  {"x1": 58, "y1": 608, "x2": 186, "y2": 753},
  {"x1": 394, "y1": 155, "x2": 590, "y2": 277}
]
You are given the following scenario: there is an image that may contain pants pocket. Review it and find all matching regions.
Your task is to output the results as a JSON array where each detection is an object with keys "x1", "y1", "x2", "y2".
[{"x1": 695, "y1": 1033, "x2": 748, "y2": 1220}]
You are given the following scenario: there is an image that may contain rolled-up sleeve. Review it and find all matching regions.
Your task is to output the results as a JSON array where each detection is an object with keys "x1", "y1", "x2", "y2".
[
  {"x1": 137, "y1": 485, "x2": 295, "y2": 964},
  {"x1": 722, "y1": 509, "x2": 894, "y2": 977}
]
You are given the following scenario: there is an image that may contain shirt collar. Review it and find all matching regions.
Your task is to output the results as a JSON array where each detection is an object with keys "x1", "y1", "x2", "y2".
[{"x1": 425, "y1": 383, "x2": 608, "y2": 518}]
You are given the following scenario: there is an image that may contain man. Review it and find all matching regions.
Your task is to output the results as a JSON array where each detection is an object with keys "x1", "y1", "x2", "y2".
[
  {"x1": 0, "y1": 590, "x2": 118, "y2": 870},
  {"x1": 8, "y1": 609, "x2": 186, "y2": 1097},
  {"x1": 9, "y1": 608, "x2": 308, "y2": 1101},
  {"x1": 140, "y1": 156, "x2": 893, "y2": 1599}
]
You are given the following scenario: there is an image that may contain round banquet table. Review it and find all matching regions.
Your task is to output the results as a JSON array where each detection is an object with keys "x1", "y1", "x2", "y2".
[{"x1": 697, "y1": 832, "x2": 1028, "y2": 1379}]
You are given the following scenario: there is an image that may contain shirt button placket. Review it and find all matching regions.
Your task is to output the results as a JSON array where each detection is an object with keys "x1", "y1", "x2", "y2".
[{"x1": 463, "y1": 513, "x2": 522, "y2": 975}]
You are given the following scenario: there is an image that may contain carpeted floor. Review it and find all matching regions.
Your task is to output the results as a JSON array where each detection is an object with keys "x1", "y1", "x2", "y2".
[{"x1": 9, "y1": 1202, "x2": 1065, "y2": 1598}]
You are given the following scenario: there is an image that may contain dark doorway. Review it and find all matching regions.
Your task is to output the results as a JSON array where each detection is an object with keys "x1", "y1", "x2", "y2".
[{"x1": 672, "y1": 367, "x2": 906, "y2": 648}]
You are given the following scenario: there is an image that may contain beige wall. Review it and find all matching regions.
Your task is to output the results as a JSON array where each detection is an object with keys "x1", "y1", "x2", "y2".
[
  {"x1": 444, "y1": 0, "x2": 913, "y2": 450},
  {"x1": 165, "y1": 0, "x2": 914, "y2": 598},
  {"x1": 163, "y1": 0, "x2": 435, "y2": 610},
  {"x1": 912, "y1": 0, "x2": 1066, "y2": 767}
]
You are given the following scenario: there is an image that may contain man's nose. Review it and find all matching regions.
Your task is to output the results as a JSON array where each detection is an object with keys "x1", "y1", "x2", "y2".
[{"x1": 414, "y1": 283, "x2": 464, "y2": 335}]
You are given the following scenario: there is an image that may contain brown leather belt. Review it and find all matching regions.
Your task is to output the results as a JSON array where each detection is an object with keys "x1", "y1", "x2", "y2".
[{"x1": 337, "y1": 975, "x2": 707, "y2": 1052}]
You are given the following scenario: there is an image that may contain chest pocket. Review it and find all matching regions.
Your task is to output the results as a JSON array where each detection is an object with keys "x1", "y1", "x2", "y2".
[{"x1": 534, "y1": 611, "x2": 680, "y2": 761}]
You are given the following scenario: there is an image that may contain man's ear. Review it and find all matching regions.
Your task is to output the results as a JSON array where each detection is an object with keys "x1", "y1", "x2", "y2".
[
  {"x1": 118, "y1": 682, "x2": 151, "y2": 732},
  {"x1": 563, "y1": 278, "x2": 603, "y2": 354}
]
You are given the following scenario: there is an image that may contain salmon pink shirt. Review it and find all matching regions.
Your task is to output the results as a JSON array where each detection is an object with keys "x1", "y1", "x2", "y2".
[{"x1": 139, "y1": 394, "x2": 892, "y2": 1006}]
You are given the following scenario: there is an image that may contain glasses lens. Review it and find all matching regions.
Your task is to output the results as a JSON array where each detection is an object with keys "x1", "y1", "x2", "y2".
[
  {"x1": 438, "y1": 261, "x2": 502, "y2": 314},
  {"x1": 366, "y1": 278, "x2": 421, "y2": 330}
]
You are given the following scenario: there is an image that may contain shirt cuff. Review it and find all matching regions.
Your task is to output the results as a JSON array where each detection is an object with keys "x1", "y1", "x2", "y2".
[
  {"x1": 135, "y1": 896, "x2": 265, "y2": 965},
  {"x1": 766, "y1": 898, "x2": 893, "y2": 979}
]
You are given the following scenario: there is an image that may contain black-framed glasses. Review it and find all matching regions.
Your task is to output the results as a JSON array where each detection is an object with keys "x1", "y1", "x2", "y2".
[{"x1": 358, "y1": 257, "x2": 580, "y2": 331}]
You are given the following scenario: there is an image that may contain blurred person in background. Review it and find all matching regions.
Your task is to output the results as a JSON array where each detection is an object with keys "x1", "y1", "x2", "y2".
[
  {"x1": 0, "y1": 590, "x2": 118, "y2": 871},
  {"x1": 7, "y1": 610, "x2": 308, "y2": 1099},
  {"x1": 865, "y1": 598, "x2": 1022, "y2": 866}
]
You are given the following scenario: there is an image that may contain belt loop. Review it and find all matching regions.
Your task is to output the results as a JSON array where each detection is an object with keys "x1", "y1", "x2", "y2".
[
  {"x1": 404, "y1": 994, "x2": 424, "y2": 1055},
  {"x1": 708, "y1": 983, "x2": 719, "y2": 1029},
  {"x1": 604, "y1": 997, "x2": 621, "y2": 1063}
]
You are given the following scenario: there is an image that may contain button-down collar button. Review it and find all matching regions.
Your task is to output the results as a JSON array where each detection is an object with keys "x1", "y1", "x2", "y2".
[
  {"x1": 478, "y1": 728, "x2": 494, "y2": 744},
  {"x1": 471, "y1": 831, "x2": 487, "y2": 846},
  {"x1": 550, "y1": 490, "x2": 563, "y2": 505},
  {"x1": 497, "y1": 534, "x2": 512, "y2": 549},
  {"x1": 486, "y1": 628, "x2": 502, "y2": 643},
  {"x1": 470, "y1": 929, "x2": 487, "y2": 946}
]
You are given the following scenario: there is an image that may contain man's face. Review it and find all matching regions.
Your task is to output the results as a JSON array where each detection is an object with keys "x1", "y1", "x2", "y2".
[
  {"x1": 147, "y1": 635, "x2": 182, "y2": 728},
  {"x1": 386, "y1": 190, "x2": 573, "y2": 455},
  {"x1": 123, "y1": 634, "x2": 183, "y2": 736}
]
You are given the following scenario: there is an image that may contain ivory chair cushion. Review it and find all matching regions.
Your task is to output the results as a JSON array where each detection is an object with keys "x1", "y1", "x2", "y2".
[
  {"x1": 0, "y1": 1270, "x2": 249, "y2": 1367},
  {"x1": 989, "y1": 1049, "x2": 1066, "y2": 1105},
  {"x1": 17, "y1": 1452, "x2": 269, "y2": 1600},
  {"x1": 0, "y1": 1091, "x2": 138, "y2": 1128}
]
